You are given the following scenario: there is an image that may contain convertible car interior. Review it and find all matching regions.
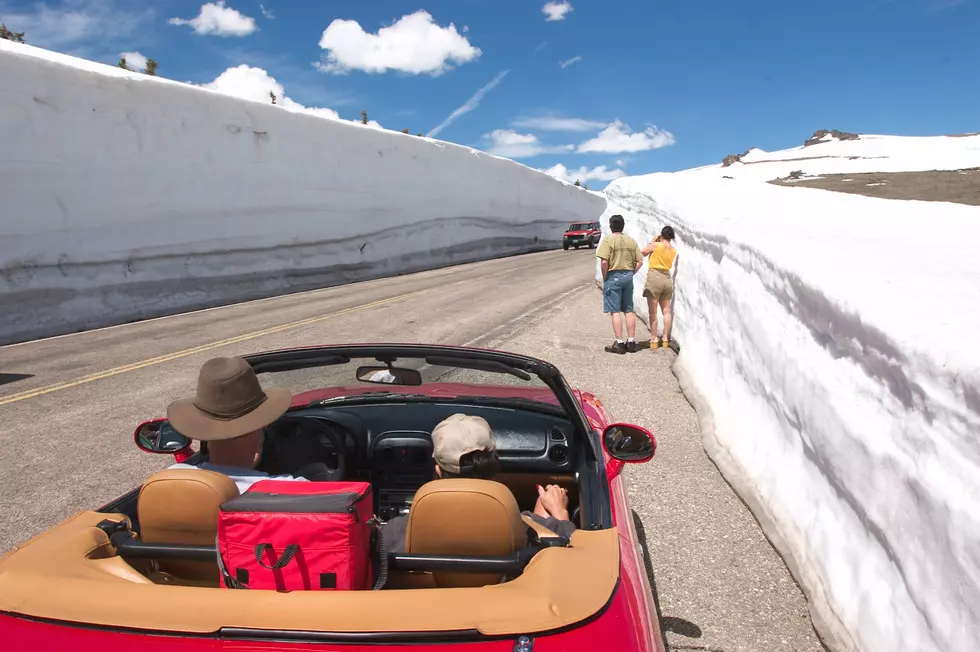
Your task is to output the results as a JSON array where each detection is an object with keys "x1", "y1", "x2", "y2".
[
  {"x1": 102, "y1": 400, "x2": 586, "y2": 590},
  {"x1": 0, "y1": 345, "x2": 654, "y2": 640}
]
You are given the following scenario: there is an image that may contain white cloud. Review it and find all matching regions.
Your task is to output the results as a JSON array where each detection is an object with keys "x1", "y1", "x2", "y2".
[
  {"x1": 1, "y1": 0, "x2": 152, "y2": 54},
  {"x1": 542, "y1": 163, "x2": 626, "y2": 184},
  {"x1": 483, "y1": 130, "x2": 574, "y2": 158},
  {"x1": 427, "y1": 70, "x2": 509, "y2": 138},
  {"x1": 169, "y1": 1, "x2": 257, "y2": 37},
  {"x1": 559, "y1": 55, "x2": 582, "y2": 68},
  {"x1": 534, "y1": 40, "x2": 547, "y2": 53},
  {"x1": 259, "y1": 3, "x2": 274, "y2": 19},
  {"x1": 577, "y1": 120, "x2": 676, "y2": 153},
  {"x1": 316, "y1": 10, "x2": 480, "y2": 76},
  {"x1": 203, "y1": 65, "x2": 340, "y2": 120},
  {"x1": 512, "y1": 116, "x2": 608, "y2": 132},
  {"x1": 119, "y1": 50, "x2": 147, "y2": 71},
  {"x1": 542, "y1": 1, "x2": 573, "y2": 21},
  {"x1": 202, "y1": 65, "x2": 389, "y2": 129}
]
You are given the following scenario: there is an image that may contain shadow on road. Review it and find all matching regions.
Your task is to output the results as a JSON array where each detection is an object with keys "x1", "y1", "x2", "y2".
[
  {"x1": 0, "y1": 373, "x2": 33, "y2": 387},
  {"x1": 661, "y1": 617, "x2": 704, "y2": 639},
  {"x1": 632, "y1": 509, "x2": 704, "y2": 651}
]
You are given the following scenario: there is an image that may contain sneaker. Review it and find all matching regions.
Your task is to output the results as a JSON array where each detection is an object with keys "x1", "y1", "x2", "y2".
[
  {"x1": 604, "y1": 341, "x2": 627, "y2": 354},
  {"x1": 626, "y1": 340, "x2": 637, "y2": 353}
]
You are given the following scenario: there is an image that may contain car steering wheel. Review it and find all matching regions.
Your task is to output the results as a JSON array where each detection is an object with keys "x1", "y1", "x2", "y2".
[{"x1": 265, "y1": 417, "x2": 347, "y2": 482}]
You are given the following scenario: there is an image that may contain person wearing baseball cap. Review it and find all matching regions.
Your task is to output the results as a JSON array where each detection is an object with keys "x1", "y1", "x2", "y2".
[
  {"x1": 381, "y1": 413, "x2": 577, "y2": 552},
  {"x1": 430, "y1": 413, "x2": 499, "y2": 477},
  {"x1": 167, "y1": 356, "x2": 309, "y2": 493}
]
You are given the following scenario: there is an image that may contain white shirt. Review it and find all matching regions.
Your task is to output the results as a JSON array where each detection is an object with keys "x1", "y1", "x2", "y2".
[{"x1": 168, "y1": 461, "x2": 309, "y2": 494}]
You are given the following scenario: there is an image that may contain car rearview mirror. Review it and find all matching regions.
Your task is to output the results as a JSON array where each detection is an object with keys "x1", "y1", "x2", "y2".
[
  {"x1": 603, "y1": 423, "x2": 656, "y2": 463},
  {"x1": 134, "y1": 419, "x2": 193, "y2": 455},
  {"x1": 355, "y1": 365, "x2": 423, "y2": 386}
]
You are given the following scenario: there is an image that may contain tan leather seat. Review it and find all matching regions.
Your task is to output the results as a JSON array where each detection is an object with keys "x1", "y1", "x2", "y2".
[
  {"x1": 405, "y1": 478, "x2": 528, "y2": 588},
  {"x1": 137, "y1": 468, "x2": 239, "y2": 585}
]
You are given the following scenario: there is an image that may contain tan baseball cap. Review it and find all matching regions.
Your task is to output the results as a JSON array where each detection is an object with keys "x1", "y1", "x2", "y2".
[{"x1": 431, "y1": 413, "x2": 495, "y2": 474}]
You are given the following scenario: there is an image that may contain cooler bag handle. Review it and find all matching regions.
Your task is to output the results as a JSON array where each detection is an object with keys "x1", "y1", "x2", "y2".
[
  {"x1": 369, "y1": 517, "x2": 388, "y2": 590},
  {"x1": 254, "y1": 543, "x2": 299, "y2": 570},
  {"x1": 216, "y1": 537, "x2": 247, "y2": 589}
]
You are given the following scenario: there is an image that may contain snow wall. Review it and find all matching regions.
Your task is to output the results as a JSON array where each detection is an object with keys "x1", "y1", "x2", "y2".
[
  {"x1": 0, "y1": 41, "x2": 605, "y2": 345},
  {"x1": 596, "y1": 174, "x2": 980, "y2": 652}
]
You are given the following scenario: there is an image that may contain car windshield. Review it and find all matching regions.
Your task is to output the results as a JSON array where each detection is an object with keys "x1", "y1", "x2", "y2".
[
  {"x1": 248, "y1": 348, "x2": 564, "y2": 411},
  {"x1": 568, "y1": 223, "x2": 590, "y2": 230}
]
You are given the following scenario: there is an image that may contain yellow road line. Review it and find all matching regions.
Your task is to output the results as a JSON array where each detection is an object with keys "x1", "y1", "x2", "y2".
[{"x1": 0, "y1": 287, "x2": 436, "y2": 406}]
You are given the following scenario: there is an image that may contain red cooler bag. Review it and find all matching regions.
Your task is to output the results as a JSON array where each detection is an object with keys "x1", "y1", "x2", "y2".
[{"x1": 217, "y1": 480, "x2": 374, "y2": 591}]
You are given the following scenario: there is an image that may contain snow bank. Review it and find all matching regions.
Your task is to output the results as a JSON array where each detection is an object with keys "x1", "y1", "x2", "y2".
[
  {"x1": 0, "y1": 40, "x2": 604, "y2": 345},
  {"x1": 597, "y1": 134, "x2": 980, "y2": 652}
]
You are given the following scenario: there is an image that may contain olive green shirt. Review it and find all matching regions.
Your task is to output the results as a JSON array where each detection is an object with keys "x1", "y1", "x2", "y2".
[{"x1": 596, "y1": 233, "x2": 643, "y2": 271}]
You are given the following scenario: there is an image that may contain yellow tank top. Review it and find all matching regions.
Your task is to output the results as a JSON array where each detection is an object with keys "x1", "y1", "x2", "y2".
[{"x1": 648, "y1": 242, "x2": 676, "y2": 271}]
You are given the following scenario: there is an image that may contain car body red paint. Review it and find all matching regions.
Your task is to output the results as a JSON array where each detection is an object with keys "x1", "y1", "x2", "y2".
[{"x1": 1, "y1": 345, "x2": 665, "y2": 652}]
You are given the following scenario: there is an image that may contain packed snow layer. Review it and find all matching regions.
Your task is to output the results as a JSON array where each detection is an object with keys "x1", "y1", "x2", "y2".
[
  {"x1": 596, "y1": 135, "x2": 980, "y2": 652},
  {"x1": 0, "y1": 40, "x2": 604, "y2": 345}
]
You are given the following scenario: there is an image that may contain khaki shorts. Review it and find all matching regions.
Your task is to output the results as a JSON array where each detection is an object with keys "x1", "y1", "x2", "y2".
[{"x1": 643, "y1": 269, "x2": 673, "y2": 301}]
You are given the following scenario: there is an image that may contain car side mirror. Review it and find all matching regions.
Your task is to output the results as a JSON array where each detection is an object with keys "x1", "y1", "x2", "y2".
[
  {"x1": 134, "y1": 419, "x2": 193, "y2": 458},
  {"x1": 355, "y1": 365, "x2": 423, "y2": 386},
  {"x1": 603, "y1": 423, "x2": 656, "y2": 480}
]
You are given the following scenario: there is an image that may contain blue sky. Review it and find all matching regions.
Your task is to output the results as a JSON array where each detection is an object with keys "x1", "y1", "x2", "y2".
[{"x1": 2, "y1": 0, "x2": 978, "y2": 188}]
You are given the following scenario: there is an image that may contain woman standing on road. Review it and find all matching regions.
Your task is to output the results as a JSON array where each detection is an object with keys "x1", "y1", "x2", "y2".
[{"x1": 642, "y1": 226, "x2": 677, "y2": 349}]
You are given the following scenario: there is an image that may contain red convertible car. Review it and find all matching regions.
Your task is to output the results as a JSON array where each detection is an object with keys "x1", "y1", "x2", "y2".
[{"x1": 0, "y1": 344, "x2": 664, "y2": 651}]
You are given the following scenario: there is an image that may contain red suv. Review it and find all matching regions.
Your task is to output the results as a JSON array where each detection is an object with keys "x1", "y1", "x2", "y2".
[{"x1": 563, "y1": 221, "x2": 601, "y2": 250}]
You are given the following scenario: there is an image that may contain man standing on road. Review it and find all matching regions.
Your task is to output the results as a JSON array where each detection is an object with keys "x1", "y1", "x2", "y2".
[{"x1": 596, "y1": 214, "x2": 644, "y2": 354}]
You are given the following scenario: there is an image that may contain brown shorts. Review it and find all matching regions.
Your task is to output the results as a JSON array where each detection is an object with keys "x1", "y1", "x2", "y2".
[{"x1": 643, "y1": 269, "x2": 673, "y2": 301}]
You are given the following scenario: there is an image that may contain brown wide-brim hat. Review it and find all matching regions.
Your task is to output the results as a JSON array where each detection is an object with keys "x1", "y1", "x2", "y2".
[{"x1": 167, "y1": 357, "x2": 292, "y2": 441}]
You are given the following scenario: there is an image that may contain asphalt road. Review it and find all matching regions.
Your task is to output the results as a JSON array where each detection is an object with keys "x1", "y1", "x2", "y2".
[{"x1": 0, "y1": 248, "x2": 823, "y2": 651}]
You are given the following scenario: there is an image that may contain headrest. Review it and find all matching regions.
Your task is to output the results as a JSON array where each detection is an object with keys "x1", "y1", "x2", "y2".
[
  {"x1": 137, "y1": 468, "x2": 239, "y2": 545},
  {"x1": 405, "y1": 479, "x2": 528, "y2": 556}
]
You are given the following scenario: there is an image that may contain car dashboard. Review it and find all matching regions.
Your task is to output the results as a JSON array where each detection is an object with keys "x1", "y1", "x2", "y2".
[{"x1": 259, "y1": 401, "x2": 580, "y2": 522}]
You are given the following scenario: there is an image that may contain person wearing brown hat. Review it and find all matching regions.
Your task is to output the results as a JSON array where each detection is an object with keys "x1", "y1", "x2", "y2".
[
  {"x1": 167, "y1": 356, "x2": 308, "y2": 493},
  {"x1": 380, "y1": 413, "x2": 577, "y2": 552}
]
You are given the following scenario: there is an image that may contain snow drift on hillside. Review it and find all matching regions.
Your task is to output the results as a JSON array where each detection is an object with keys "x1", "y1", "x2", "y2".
[
  {"x1": 597, "y1": 133, "x2": 980, "y2": 652},
  {"x1": 0, "y1": 40, "x2": 604, "y2": 345},
  {"x1": 715, "y1": 132, "x2": 980, "y2": 183}
]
